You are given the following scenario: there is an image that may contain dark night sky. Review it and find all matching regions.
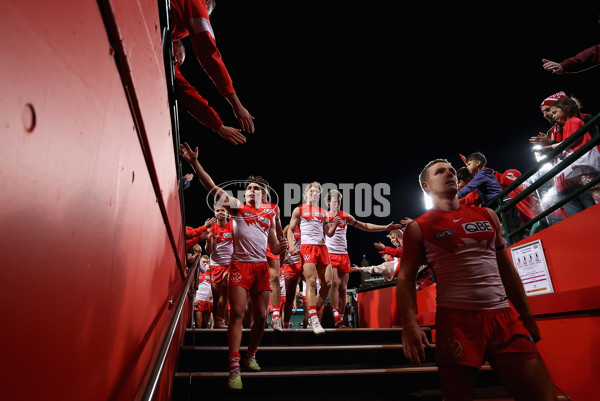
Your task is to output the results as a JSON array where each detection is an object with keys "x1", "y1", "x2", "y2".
[{"x1": 177, "y1": 3, "x2": 600, "y2": 265}]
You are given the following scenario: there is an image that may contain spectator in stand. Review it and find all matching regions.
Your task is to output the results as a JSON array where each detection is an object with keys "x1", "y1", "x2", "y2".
[
  {"x1": 542, "y1": 44, "x2": 600, "y2": 74},
  {"x1": 397, "y1": 158, "x2": 557, "y2": 401},
  {"x1": 187, "y1": 243, "x2": 202, "y2": 268},
  {"x1": 550, "y1": 97, "x2": 600, "y2": 204},
  {"x1": 351, "y1": 253, "x2": 398, "y2": 282},
  {"x1": 529, "y1": 92, "x2": 595, "y2": 218},
  {"x1": 171, "y1": 0, "x2": 254, "y2": 142},
  {"x1": 456, "y1": 166, "x2": 481, "y2": 206},
  {"x1": 458, "y1": 156, "x2": 539, "y2": 227},
  {"x1": 186, "y1": 217, "x2": 216, "y2": 249},
  {"x1": 182, "y1": 173, "x2": 194, "y2": 190},
  {"x1": 457, "y1": 152, "x2": 522, "y2": 240},
  {"x1": 194, "y1": 254, "x2": 213, "y2": 328},
  {"x1": 373, "y1": 229, "x2": 404, "y2": 258},
  {"x1": 173, "y1": 40, "x2": 246, "y2": 145}
]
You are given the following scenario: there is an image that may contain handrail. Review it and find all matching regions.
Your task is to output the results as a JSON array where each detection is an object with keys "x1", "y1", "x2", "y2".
[
  {"x1": 136, "y1": 262, "x2": 197, "y2": 401},
  {"x1": 485, "y1": 112, "x2": 600, "y2": 244}
]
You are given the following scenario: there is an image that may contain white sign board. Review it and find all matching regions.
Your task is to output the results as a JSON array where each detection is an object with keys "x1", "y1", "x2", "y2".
[{"x1": 509, "y1": 239, "x2": 554, "y2": 296}]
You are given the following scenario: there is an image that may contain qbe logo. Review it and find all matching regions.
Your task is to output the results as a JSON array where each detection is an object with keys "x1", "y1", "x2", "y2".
[{"x1": 462, "y1": 221, "x2": 494, "y2": 234}]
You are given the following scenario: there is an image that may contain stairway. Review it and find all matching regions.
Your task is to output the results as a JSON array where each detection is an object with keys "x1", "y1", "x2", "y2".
[{"x1": 172, "y1": 326, "x2": 514, "y2": 401}]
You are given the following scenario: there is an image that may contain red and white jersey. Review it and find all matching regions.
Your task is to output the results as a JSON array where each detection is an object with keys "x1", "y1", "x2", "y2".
[
  {"x1": 325, "y1": 210, "x2": 351, "y2": 254},
  {"x1": 298, "y1": 204, "x2": 328, "y2": 245},
  {"x1": 414, "y1": 205, "x2": 509, "y2": 310},
  {"x1": 231, "y1": 203, "x2": 273, "y2": 263},
  {"x1": 195, "y1": 262, "x2": 212, "y2": 302},
  {"x1": 287, "y1": 226, "x2": 302, "y2": 264},
  {"x1": 209, "y1": 220, "x2": 233, "y2": 266},
  {"x1": 260, "y1": 202, "x2": 280, "y2": 226}
]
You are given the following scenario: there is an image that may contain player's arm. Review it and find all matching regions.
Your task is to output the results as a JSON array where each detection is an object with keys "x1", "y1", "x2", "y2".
[
  {"x1": 287, "y1": 208, "x2": 300, "y2": 254},
  {"x1": 274, "y1": 206, "x2": 284, "y2": 239},
  {"x1": 179, "y1": 142, "x2": 240, "y2": 211},
  {"x1": 487, "y1": 208, "x2": 541, "y2": 342},
  {"x1": 324, "y1": 216, "x2": 340, "y2": 237},
  {"x1": 348, "y1": 214, "x2": 402, "y2": 232},
  {"x1": 395, "y1": 221, "x2": 432, "y2": 365}
]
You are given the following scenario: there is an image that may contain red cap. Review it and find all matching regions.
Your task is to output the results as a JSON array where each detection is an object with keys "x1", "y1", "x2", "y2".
[{"x1": 540, "y1": 91, "x2": 567, "y2": 108}]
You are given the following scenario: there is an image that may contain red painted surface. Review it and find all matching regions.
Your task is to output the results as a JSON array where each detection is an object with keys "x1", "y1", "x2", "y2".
[
  {"x1": 357, "y1": 204, "x2": 600, "y2": 400},
  {"x1": 0, "y1": 1, "x2": 186, "y2": 400}
]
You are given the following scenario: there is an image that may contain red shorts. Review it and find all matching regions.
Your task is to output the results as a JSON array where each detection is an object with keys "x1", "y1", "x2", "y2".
[
  {"x1": 228, "y1": 261, "x2": 271, "y2": 292},
  {"x1": 435, "y1": 307, "x2": 540, "y2": 368},
  {"x1": 301, "y1": 244, "x2": 330, "y2": 267},
  {"x1": 210, "y1": 265, "x2": 229, "y2": 284},
  {"x1": 329, "y1": 253, "x2": 351, "y2": 274},
  {"x1": 284, "y1": 262, "x2": 303, "y2": 281},
  {"x1": 194, "y1": 300, "x2": 212, "y2": 312}
]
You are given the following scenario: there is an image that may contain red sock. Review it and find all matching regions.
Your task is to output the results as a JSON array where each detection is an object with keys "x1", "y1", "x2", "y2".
[
  {"x1": 229, "y1": 352, "x2": 241, "y2": 371},
  {"x1": 309, "y1": 305, "x2": 318, "y2": 318},
  {"x1": 272, "y1": 305, "x2": 280, "y2": 319}
]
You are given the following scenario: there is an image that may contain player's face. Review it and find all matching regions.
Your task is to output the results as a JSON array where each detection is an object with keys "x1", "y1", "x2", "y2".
[
  {"x1": 245, "y1": 183, "x2": 263, "y2": 205},
  {"x1": 328, "y1": 196, "x2": 340, "y2": 211},
  {"x1": 305, "y1": 185, "x2": 321, "y2": 205},
  {"x1": 215, "y1": 206, "x2": 228, "y2": 220},
  {"x1": 423, "y1": 162, "x2": 458, "y2": 195}
]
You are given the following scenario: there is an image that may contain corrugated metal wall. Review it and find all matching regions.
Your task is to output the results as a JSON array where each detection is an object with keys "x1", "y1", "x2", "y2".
[{"x1": 0, "y1": 1, "x2": 186, "y2": 399}]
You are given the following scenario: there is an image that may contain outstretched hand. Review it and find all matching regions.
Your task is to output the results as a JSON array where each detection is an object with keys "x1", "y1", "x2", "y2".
[
  {"x1": 217, "y1": 125, "x2": 246, "y2": 145},
  {"x1": 180, "y1": 142, "x2": 198, "y2": 164},
  {"x1": 542, "y1": 58, "x2": 564, "y2": 74},
  {"x1": 385, "y1": 222, "x2": 404, "y2": 231}
]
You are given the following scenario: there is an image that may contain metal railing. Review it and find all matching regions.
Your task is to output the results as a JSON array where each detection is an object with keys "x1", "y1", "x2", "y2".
[{"x1": 486, "y1": 113, "x2": 600, "y2": 244}]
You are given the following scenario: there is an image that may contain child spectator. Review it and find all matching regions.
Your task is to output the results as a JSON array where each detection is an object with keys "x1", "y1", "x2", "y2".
[
  {"x1": 457, "y1": 152, "x2": 522, "y2": 241},
  {"x1": 551, "y1": 98, "x2": 600, "y2": 204}
]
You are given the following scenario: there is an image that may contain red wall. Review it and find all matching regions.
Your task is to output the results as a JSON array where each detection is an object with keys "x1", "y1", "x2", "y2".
[
  {"x1": 0, "y1": 1, "x2": 186, "y2": 400},
  {"x1": 358, "y1": 204, "x2": 600, "y2": 400}
]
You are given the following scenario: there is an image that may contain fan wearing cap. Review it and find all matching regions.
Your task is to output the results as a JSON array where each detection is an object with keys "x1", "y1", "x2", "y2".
[
  {"x1": 530, "y1": 92, "x2": 597, "y2": 217},
  {"x1": 530, "y1": 91, "x2": 568, "y2": 150}
]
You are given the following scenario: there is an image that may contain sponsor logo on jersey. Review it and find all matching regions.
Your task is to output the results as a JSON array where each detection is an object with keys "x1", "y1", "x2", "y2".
[
  {"x1": 462, "y1": 221, "x2": 494, "y2": 233},
  {"x1": 223, "y1": 232, "x2": 233, "y2": 238}
]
